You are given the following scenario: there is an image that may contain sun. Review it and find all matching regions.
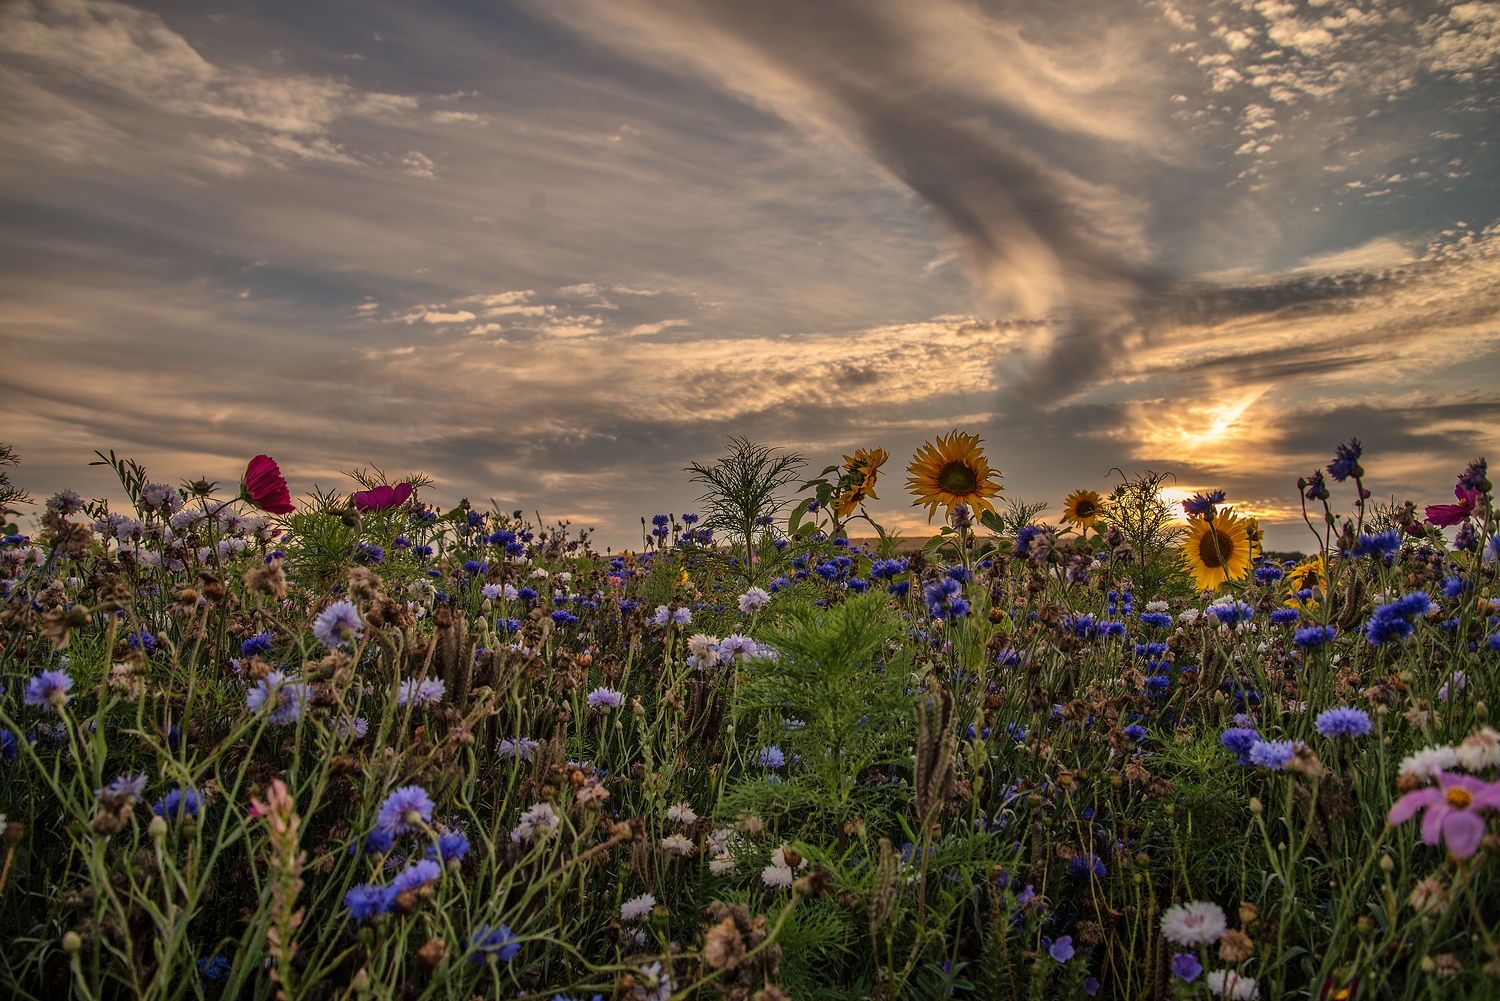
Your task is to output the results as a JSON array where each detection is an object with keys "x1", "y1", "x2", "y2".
[
  {"x1": 1181, "y1": 512, "x2": 1253, "y2": 591},
  {"x1": 905, "y1": 431, "x2": 1003, "y2": 522}
]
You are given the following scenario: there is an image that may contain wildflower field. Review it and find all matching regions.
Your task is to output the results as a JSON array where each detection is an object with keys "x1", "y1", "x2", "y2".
[{"x1": 0, "y1": 434, "x2": 1497, "y2": 1001}]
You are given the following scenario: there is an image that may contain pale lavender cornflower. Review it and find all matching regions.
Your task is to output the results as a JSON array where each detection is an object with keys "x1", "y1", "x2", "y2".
[
  {"x1": 139, "y1": 482, "x2": 181, "y2": 513},
  {"x1": 336, "y1": 715, "x2": 369, "y2": 740},
  {"x1": 671, "y1": 607, "x2": 692, "y2": 625},
  {"x1": 495, "y1": 736, "x2": 539, "y2": 761},
  {"x1": 95, "y1": 773, "x2": 147, "y2": 805},
  {"x1": 586, "y1": 687, "x2": 624, "y2": 710},
  {"x1": 390, "y1": 859, "x2": 442, "y2": 894},
  {"x1": 652, "y1": 605, "x2": 671, "y2": 626},
  {"x1": 738, "y1": 587, "x2": 771, "y2": 614},
  {"x1": 396, "y1": 678, "x2": 446, "y2": 707},
  {"x1": 376, "y1": 785, "x2": 434, "y2": 836},
  {"x1": 717, "y1": 635, "x2": 760, "y2": 662},
  {"x1": 24, "y1": 669, "x2": 73, "y2": 711},
  {"x1": 481, "y1": 583, "x2": 504, "y2": 600},
  {"x1": 246, "y1": 671, "x2": 310, "y2": 725},
  {"x1": 510, "y1": 802, "x2": 560, "y2": 843},
  {"x1": 312, "y1": 600, "x2": 363, "y2": 650},
  {"x1": 1248, "y1": 740, "x2": 1301, "y2": 771}
]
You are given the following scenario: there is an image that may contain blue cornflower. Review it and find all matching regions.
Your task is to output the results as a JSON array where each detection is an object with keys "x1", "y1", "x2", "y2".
[
  {"x1": 1302, "y1": 470, "x2": 1329, "y2": 501},
  {"x1": 414, "y1": 544, "x2": 434, "y2": 557},
  {"x1": 1326, "y1": 438, "x2": 1363, "y2": 482},
  {"x1": 0, "y1": 730, "x2": 17, "y2": 762},
  {"x1": 1181, "y1": 490, "x2": 1225, "y2": 517},
  {"x1": 1351, "y1": 529, "x2": 1400, "y2": 561},
  {"x1": 1269, "y1": 608, "x2": 1301, "y2": 626},
  {"x1": 354, "y1": 542, "x2": 385, "y2": 565},
  {"x1": 196, "y1": 957, "x2": 231, "y2": 982},
  {"x1": 1220, "y1": 727, "x2": 1261, "y2": 766},
  {"x1": 153, "y1": 788, "x2": 203, "y2": 822},
  {"x1": 1249, "y1": 739, "x2": 1300, "y2": 771},
  {"x1": 127, "y1": 630, "x2": 156, "y2": 651},
  {"x1": 1069, "y1": 854, "x2": 1106, "y2": 879},
  {"x1": 1314, "y1": 706, "x2": 1371, "y2": 738},
  {"x1": 96, "y1": 773, "x2": 147, "y2": 804},
  {"x1": 1171, "y1": 953, "x2": 1203, "y2": 982},
  {"x1": 24, "y1": 669, "x2": 73, "y2": 710},
  {"x1": 517, "y1": 587, "x2": 539, "y2": 602},
  {"x1": 1254, "y1": 565, "x2": 1285, "y2": 583},
  {"x1": 240, "y1": 632, "x2": 275, "y2": 657},
  {"x1": 376, "y1": 785, "x2": 434, "y2": 836},
  {"x1": 1293, "y1": 625, "x2": 1336, "y2": 649},
  {"x1": 391, "y1": 859, "x2": 442, "y2": 895},
  {"x1": 463, "y1": 560, "x2": 488, "y2": 576},
  {"x1": 1364, "y1": 592, "x2": 1432, "y2": 645},
  {"x1": 1486, "y1": 534, "x2": 1500, "y2": 566},
  {"x1": 344, "y1": 883, "x2": 397, "y2": 922},
  {"x1": 1139, "y1": 612, "x2": 1172, "y2": 629},
  {"x1": 1206, "y1": 601, "x2": 1255, "y2": 626},
  {"x1": 426, "y1": 831, "x2": 471, "y2": 864},
  {"x1": 758, "y1": 746, "x2": 786, "y2": 768},
  {"x1": 350, "y1": 827, "x2": 395, "y2": 856},
  {"x1": 550, "y1": 610, "x2": 579, "y2": 626},
  {"x1": 469, "y1": 923, "x2": 520, "y2": 963},
  {"x1": 1443, "y1": 576, "x2": 1474, "y2": 599},
  {"x1": 651, "y1": 514, "x2": 669, "y2": 527},
  {"x1": 1123, "y1": 725, "x2": 1147, "y2": 743}
]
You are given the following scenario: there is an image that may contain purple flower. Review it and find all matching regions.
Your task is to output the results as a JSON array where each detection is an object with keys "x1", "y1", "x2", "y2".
[
  {"x1": 344, "y1": 883, "x2": 397, "y2": 922},
  {"x1": 312, "y1": 600, "x2": 363, "y2": 650},
  {"x1": 24, "y1": 669, "x2": 73, "y2": 711},
  {"x1": 240, "y1": 632, "x2": 275, "y2": 657},
  {"x1": 376, "y1": 785, "x2": 433, "y2": 836},
  {"x1": 1182, "y1": 490, "x2": 1226, "y2": 517},
  {"x1": 469, "y1": 923, "x2": 520, "y2": 963},
  {"x1": 1269, "y1": 608, "x2": 1300, "y2": 626},
  {"x1": 396, "y1": 678, "x2": 445, "y2": 707},
  {"x1": 152, "y1": 788, "x2": 202, "y2": 822},
  {"x1": 1171, "y1": 953, "x2": 1203, "y2": 982},
  {"x1": 1326, "y1": 439, "x2": 1362, "y2": 482},
  {"x1": 1303, "y1": 470, "x2": 1329, "y2": 501},
  {"x1": 1048, "y1": 936, "x2": 1075, "y2": 963},
  {"x1": 758, "y1": 746, "x2": 786, "y2": 768},
  {"x1": 1084, "y1": 977, "x2": 1100, "y2": 996},
  {"x1": 95, "y1": 773, "x2": 147, "y2": 805},
  {"x1": 1314, "y1": 706, "x2": 1371, "y2": 738}
]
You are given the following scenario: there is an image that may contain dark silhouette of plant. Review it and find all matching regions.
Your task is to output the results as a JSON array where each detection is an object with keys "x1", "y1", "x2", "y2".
[{"x1": 686, "y1": 437, "x2": 804, "y2": 574}]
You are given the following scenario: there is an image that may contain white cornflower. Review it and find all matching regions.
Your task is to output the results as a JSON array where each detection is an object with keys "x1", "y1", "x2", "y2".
[
  {"x1": 530, "y1": 567, "x2": 550, "y2": 579},
  {"x1": 1178, "y1": 609, "x2": 1201, "y2": 625},
  {"x1": 1161, "y1": 901, "x2": 1227, "y2": 946},
  {"x1": 1206, "y1": 970, "x2": 1258, "y2": 999},
  {"x1": 509, "y1": 802, "x2": 560, "y2": 843},
  {"x1": 666, "y1": 802, "x2": 698, "y2": 826},
  {"x1": 1399, "y1": 745, "x2": 1458, "y2": 783},
  {"x1": 760, "y1": 863, "x2": 794, "y2": 888},
  {"x1": 1145, "y1": 600, "x2": 1170, "y2": 613},
  {"x1": 1456, "y1": 727, "x2": 1500, "y2": 772},
  {"x1": 620, "y1": 892, "x2": 655, "y2": 922},
  {"x1": 660, "y1": 833, "x2": 695, "y2": 857},
  {"x1": 706, "y1": 827, "x2": 738, "y2": 855},
  {"x1": 709, "y1": 853, "x2": 737, "y2": 875}
]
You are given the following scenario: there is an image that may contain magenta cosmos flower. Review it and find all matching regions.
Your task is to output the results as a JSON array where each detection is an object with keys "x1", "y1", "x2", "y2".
[
  {"x1": 242, "y1": 455, "x2": 294, "y2": 514},
  {"x1": 1388, "y1": 771, "x2": 1500, "y2": 857},
  {"x1": 352, "y1": 482, "x2": 414, "y2": 512},
  {"x1": 1425, "y1": 483, "x2": 1479, "y2": 528}
]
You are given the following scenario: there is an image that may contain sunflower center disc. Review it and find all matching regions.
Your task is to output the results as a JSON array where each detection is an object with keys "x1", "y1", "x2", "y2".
[
  {"x1": 1198, "y1": 529, "x2": 1232, "y2": 569},
  {"x1": 1076, "y1": 501, "x2": 1095, "y2": 518},
  {"x1": 937, "y1": 461, "x2": 977, "y2": 494}
]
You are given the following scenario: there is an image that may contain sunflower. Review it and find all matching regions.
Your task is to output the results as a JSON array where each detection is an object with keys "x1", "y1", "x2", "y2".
[
  {"x1": 1284, "y1": 557, "x2": 1325, "y2": 610},
  {"x1": 906, "y1": 431, "x2": 1004, "y2": 522},
  {"x1": 1243, "y1": 515, "x2": 1264, "y2": 559},
  {"x1": 1180, "y1": 511, "x2": 1253, "y2": 591},
  {"x1": 1061, "y1": 489, "x2": 1105, "y2": 529},
  {"x1": 834, "y1": 447, "x2": 889, "y2": 519}
]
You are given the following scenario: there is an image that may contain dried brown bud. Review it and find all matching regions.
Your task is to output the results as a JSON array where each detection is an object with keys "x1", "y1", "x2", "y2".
[{"x1": 417, "y1": 937, "x2": 447, "y2": 968}]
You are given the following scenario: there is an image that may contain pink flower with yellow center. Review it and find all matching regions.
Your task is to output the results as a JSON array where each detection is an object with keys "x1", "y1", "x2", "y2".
[{"x1": 1388, "y1": 771, "x2": 1500, "y2": 857}]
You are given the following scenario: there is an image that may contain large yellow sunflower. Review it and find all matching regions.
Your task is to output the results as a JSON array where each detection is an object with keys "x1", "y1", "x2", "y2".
[
  {"x1": 1284, "y1": 557, "x2": 1326, "y2": 610},
  {"x1": 1181, "y1": 511, "x2": 1253, "y2": 591},
  {"x1": 1061, "y1": 489, "x2": 1105, "y2": 529},
  {"x1": 834, "y1": 447, "x2": 889, "y2": 519},
  {"x1": 906, "y1": 431, "x2": 1004, "y2": 521}
]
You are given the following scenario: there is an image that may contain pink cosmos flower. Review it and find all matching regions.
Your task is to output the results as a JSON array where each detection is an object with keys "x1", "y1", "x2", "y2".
[
  {"x1": 1388, "y1": 771, "x2": 1500, "y2": 857},
  {"x1": 351, "y1": 482, "x2": 414, "y2": 512},
  {"x1": 1425, "y1": 484, "x2": 1479, "y2": 528},
  {"x1": 242, "y1": 455, "x2": 294, "y2": 514}
]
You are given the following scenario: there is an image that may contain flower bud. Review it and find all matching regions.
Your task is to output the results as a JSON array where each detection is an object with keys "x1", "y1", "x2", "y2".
[
  {"x1": 351, "y1": 968, "x2": 371, "y2": 996},
  {"x1": 1420, "y1": 956, "x2": 1436, "y2": 973},
  {"x1": 1249, "y1": 797, "x2": 1263, "y2": 815},
  {"x1": 62, "y1": 931, "x2": 82, "y2": 954},
  {"x1": 1357, "y1": 916, "x2": 1375, "y2": 937},
  {"x1": 1380, "y1": 854, "x2": 1395, "y2": 872},
  {"x1": 4, "y1": 822, "x2": 24, "y2": 846},
  {"x1": 1477, "y1": 701, "x2": 1490, "y2": 722},
  {"x1": 148, "y1": 815, "x2": 168, "y2": 841}
]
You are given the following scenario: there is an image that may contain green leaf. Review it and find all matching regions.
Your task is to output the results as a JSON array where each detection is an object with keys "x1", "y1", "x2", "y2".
[{"x1": 978, "y1": 509, "x2": 1007, "y2": 534}]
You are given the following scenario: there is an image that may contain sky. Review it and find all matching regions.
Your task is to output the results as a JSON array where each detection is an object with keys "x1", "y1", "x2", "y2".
[{"x1": 2, "y1": 0, "x2": 1499, "y2": 551}]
